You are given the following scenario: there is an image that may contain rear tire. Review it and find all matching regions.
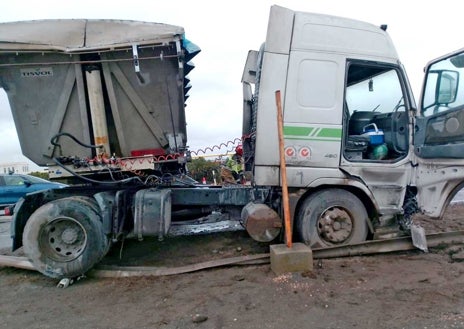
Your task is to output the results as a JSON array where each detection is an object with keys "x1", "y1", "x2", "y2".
[
  {"x1": 23, "y1": 197, "x2": 108, "y2": 279},
  {"x1": 296, "y1": 189, "x2": 368, "y2": 248}
]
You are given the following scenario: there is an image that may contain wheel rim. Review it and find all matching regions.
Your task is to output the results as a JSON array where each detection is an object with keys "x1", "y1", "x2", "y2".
[
  {"x1": 316, "y1": 207, "x2": 353, "y2": 244},
  {"x1": 38, "y1": 216, "x2": 88, "y2": 262}
]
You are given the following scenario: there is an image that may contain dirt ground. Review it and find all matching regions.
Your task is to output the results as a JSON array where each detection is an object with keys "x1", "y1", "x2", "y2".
[{"x1": 1, "y1": 204, "x2": 464, "y2": 329}]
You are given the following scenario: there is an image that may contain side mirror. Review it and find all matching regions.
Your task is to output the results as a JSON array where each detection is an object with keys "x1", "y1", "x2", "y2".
[
  {"x1": 422, "y1": 69, "x2": 459, "y2": 113},
  {"x1": 436, "y1": 70, "x2": 458, "y2": 105},
  {"x1": 24, "y1": 181, "x2": 32, "y2": 187}
]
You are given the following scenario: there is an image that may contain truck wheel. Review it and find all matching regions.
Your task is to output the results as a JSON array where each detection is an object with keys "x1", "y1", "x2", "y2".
[
  {"x1": 23, "y1": 197, "x2": 108, "y2": 279},
  {"x1": 296, "y1": 189, "x2": 368, "y2": 248},
  {"x1": 67, "y1": 196, "x2": 111, "y2": 255}
]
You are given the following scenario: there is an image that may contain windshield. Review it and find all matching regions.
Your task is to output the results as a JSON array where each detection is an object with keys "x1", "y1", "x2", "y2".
[{"x1": 421, "y1": 52, "x2": 464, "y2": 116}]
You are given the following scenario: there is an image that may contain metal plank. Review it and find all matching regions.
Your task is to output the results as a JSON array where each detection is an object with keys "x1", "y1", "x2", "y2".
[
  {"x1": 312, "y1": 230, "x2": 464, "y2": 259},
  {"x1": 0, "y1": 255, "x2": 35, "y2": 271},
  {"x1": 2, "y1": 230, "x2": 464, "y2": 277}
]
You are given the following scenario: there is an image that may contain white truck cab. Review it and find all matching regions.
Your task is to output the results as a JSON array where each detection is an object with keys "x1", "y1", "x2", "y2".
[{"x1": 242, "y1": 6, "x2": 464, "y2": 246}]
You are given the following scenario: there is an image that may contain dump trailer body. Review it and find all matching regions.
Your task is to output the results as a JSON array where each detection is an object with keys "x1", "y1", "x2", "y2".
[{"x1": 0, "y1": 19, "x2": 199, "y2": 167}]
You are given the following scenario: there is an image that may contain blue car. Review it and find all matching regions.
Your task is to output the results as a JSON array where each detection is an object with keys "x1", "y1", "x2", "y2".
[{"x1": 0, "y1": 174, "x2": 67, "y2": 207}]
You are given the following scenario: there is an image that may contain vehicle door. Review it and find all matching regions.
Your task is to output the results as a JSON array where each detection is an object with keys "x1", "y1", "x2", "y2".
[
  {"x1": 414, "y1": 49, "x2": 464, "y2": 217},
  {"x1": 340, "y1": 60, "x2": 415, "y2": 216},
  {"x1": 0, "y1": 176, "x2": 8, "y2": 204},
  {"x1": 0, "y1": 175, "x2": 28, "y2": 204}
]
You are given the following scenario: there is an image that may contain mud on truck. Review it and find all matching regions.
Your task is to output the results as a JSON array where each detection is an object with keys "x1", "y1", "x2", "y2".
[{"x1": 1, "y1": 5, "x2": 464, "y2": 279}]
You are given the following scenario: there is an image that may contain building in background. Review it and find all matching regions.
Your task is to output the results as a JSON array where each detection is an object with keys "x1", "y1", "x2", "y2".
[{"x1": 0, "y1": 162, "x2": 30, "y2": 174}]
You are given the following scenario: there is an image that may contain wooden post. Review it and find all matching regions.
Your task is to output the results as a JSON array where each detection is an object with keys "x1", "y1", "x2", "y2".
[{"x1": 275, "y1": 90, "x2": 292, "y2": 248}]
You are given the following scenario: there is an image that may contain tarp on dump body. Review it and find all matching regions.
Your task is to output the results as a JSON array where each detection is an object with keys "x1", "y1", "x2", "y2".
[
  {"x1": 0, "y1": 20, "x2": 200, "y2": 166},
  {"x1": 0, "y1": 19, "x2": 185, "y2": 52}
]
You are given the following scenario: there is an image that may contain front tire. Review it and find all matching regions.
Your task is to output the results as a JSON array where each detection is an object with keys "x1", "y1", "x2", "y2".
[
  {"x1": 23, "y1": 197, "x2": 108, "y2": 279},
  {"x1": 296, "y1": 189, "x2": 368, "y2": 248}
]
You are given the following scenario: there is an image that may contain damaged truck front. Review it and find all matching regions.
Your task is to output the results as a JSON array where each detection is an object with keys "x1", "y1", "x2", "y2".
[{"x1": 2, "y1": 6, "x2": 464, "y2": 279}]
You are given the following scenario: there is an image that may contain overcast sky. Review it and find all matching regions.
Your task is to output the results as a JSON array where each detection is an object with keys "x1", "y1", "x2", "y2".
[{"x1": 0, "y1": 0, "x2": 462, "y2": 171}]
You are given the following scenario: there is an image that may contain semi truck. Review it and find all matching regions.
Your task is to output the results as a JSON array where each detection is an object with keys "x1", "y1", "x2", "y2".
[{"x1": 1, "y1": 5, "x2": 464, "y2": 279}]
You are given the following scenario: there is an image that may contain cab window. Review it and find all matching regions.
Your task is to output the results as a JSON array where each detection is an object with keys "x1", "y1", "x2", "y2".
[{"x1": 344, "y1": 62, "x2": 409, "y2": 162}]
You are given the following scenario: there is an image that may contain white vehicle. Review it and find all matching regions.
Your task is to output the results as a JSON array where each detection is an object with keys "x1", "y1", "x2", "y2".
[{"x1": 1, "y1": 6, "x2": 463, "y2": 278}]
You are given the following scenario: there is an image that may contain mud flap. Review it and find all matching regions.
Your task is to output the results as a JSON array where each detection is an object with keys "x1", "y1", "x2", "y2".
[{"x1": 411, "y1": 224, "x2": 428, "y2": 252}]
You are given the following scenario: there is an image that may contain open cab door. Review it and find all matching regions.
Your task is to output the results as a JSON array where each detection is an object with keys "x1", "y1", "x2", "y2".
[{"x1": 414, "y1": 49, "x2": 464, "y2": 217}]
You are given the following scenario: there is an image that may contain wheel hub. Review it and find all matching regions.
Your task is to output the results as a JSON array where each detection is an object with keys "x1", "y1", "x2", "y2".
[
  {"x1": 317, "y1": 207, "x2": 353, "y2": 244},
  {"x1": 39, "y1": 216, "x2": 88, "y2": 262},
  {"x1": 61, "y1": 228, "x2": 79, "y2": 244}
]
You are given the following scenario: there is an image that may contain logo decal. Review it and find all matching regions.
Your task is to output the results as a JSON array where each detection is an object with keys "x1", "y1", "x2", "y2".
[
  {"x1": 20, "y1": 67, "x2": 54, "y2": 78},
  {"x1": 299, "y1": 147, "x2": 311, "y2": 159},
  {"x1": 285, "y1": 146, "x2": 296, "y2": 158}
]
